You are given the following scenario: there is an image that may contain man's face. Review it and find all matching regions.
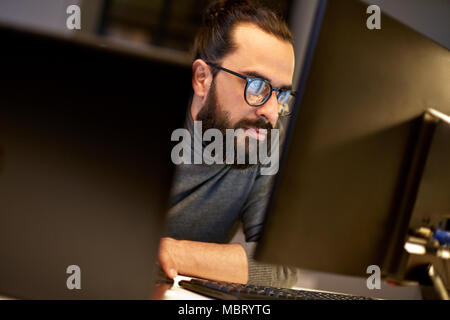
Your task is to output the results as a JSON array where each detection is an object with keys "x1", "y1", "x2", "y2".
[{"x1": 198, "y1": 23, "x2": 295, "y2": 142}]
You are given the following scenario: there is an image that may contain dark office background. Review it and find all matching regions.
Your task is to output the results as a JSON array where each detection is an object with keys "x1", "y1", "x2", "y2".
[{"x1": 97, "y1": 0, "x2": 293, "y2": 52}]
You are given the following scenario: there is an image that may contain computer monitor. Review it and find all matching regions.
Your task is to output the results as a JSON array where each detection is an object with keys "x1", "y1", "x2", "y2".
[
  {"x1": 256, "y1": 0, "x2": 450, "y2": 287},
  {"x1": 0, "y1": 24, "x2": 190, "y2": 299}
]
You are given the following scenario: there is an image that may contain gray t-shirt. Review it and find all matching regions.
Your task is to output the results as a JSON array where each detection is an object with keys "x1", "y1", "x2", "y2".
[{"x1": 165, "y1": 111, "x2": 299, "y2": 287}]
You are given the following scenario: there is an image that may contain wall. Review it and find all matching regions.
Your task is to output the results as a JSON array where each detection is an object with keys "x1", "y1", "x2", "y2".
[{"x1": 0, "y1": 0, "x2": 103, "y2": 35}]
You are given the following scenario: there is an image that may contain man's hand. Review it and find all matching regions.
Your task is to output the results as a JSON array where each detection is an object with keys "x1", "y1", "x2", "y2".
[
  {"x1": 158, "y1": 237, "x2": 249, "y2": 284},
  {"x1": 158, "y1": 237, "x2": 180, "y2": 279}
]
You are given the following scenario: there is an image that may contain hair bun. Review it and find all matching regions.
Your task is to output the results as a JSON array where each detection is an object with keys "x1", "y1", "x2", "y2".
[{"x1": 204, "y1": 0, "x2": 252, "y2": 24}]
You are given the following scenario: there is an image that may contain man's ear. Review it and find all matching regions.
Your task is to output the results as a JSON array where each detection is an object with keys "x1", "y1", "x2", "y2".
[{"x1": 192, "y1": 59, "x2": 213, "y2": 100}]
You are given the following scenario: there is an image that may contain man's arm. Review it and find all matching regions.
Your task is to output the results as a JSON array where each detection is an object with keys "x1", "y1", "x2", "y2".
[{"x1": 158, "y1": 237, "x2": 249, "y2": 284}]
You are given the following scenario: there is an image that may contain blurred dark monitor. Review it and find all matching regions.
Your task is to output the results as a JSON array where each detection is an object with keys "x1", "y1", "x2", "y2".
[
  {"x1": 256, "y1": 0, "x2": 450, "y2": 284},
  {"x1": 0, "y1": 24, "x2": 190, "y2": 299}
]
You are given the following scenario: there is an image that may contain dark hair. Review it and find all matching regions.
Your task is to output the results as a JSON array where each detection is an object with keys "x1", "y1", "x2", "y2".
[{"x1": 193, "y1": 0, "x2": 293, "y2": 74}]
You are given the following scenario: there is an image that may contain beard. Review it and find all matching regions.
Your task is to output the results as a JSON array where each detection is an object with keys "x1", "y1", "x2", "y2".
[{"x1": 196, "y1": 79, "x2": 273, "y2": 170}]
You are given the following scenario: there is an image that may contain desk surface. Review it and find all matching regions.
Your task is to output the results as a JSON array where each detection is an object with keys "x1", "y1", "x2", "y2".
[{"x1": 157, "y1": 276, "x2": 213, "y2": 300}]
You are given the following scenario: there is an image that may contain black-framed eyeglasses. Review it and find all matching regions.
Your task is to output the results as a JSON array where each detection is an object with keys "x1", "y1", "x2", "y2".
[{"x1": 206, "y1": 62, "x2": 296, "y2": 116}]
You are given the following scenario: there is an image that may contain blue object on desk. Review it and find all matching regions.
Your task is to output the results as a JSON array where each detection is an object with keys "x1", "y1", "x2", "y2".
[{"x1": 433, "y1": 229, "x2": 450, "y2": 245}]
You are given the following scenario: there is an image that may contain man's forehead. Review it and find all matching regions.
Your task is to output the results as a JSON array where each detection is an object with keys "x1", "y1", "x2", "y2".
[{"x1": 225, "y1": 23, "x2": 295, "y2": 86}]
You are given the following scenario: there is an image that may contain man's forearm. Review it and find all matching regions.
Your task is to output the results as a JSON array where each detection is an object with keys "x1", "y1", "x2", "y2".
[{"x1": 159, "y1": 238, "x2": 249, "y2": 284}]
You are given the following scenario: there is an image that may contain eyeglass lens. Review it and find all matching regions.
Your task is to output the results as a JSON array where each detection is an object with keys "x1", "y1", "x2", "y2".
[{"x1": 246, "y1": 79, "x2": 293, "y2": 114}]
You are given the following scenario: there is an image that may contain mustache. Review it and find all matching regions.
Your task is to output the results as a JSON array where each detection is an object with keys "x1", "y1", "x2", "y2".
[{"x1": 234, "y1": 118, "x2": 273, "y2": 131}]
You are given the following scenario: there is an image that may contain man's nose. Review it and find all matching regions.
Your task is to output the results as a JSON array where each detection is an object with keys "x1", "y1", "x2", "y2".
[{"x1": 255, "y1": 91, "x2": 279, "y2": 127}]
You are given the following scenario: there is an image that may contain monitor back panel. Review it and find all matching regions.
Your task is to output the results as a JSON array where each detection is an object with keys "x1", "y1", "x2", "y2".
[
  {"x1": 256, "y1": 0, "x2": 450, "y2": 277},
  {"x1": 0, "y1": 26, "x2": 190, "y2": 299}
]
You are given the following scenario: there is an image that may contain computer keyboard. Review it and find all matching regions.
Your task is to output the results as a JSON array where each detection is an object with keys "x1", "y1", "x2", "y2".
[{"x1": 179, "y1": 279, "x2": 373, "y2": 300}]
